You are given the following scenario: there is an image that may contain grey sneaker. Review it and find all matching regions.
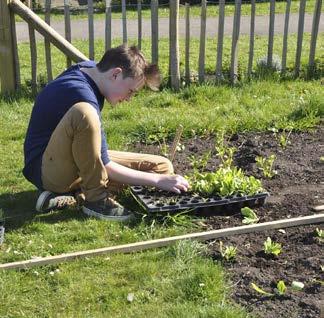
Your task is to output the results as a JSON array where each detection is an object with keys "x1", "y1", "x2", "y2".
[
  {"x1": 36, "y1": 191, "x2": 77, "y2": 213},
  {"x1": 82, "y1": 197, "x2": 133, "y2": 221}
]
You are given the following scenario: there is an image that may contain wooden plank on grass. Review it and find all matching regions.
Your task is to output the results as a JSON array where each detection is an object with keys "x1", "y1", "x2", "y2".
[
  {"x1": 105, "y1": 0, "x2": 112, "y2": 50},
  {"x1": 267, "y1": 0, "x2": 275, "y2": 67},
  {"x1": 198, "y1": 0, "x2": 207, "y2": 83},
  {"x1": 185, "y1": 3, "x2": 190, "y2": 84},
  {"x1": 122, "y1": 0, "x2": 127, "y2": 44},
  {"x1": 294, "y1": 0, "x2": 306, "y2": 77},
  {"x1": 308, "y1": 0, "x2": 322, "y2": 72},
  {"x1": 64, "y1": 0, "x2": 71, "y2": 67},
  {"x1": 1, "y1": 214, "x2": 323, "y2": 270},
  {"x1": 151, "y1": 0, "x2": 158, "y2": 64},
  {"x1": 44, "y1": 0, "x2": 52, "y2": 81},
  {"x1": 169, "y1": 0, "x2": 180, "y2": 91},
  {"x1": 230, "y1": 0, "x2": 241, "y2": 84},
  {"x1": 28, "y1": 23, "x2": 37, "y2": 94},
  {"x1": 281, "y1": 0, "x2": 291, "y2": 74},
  {"x1": 137, "y1": 0, "x2": 142, "y2": 49},
  {"x1": 88, "y1": 0, "x2": 94, "y2": 59},
  {"x1": 247, "y1": 0, "x2": 255, "y2": 79},
  {"x1": 216, "y1": 0, "x2": 225, "y2": 81}
]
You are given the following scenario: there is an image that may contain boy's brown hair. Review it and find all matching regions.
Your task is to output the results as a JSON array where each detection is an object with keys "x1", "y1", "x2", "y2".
[{"x1": 96, "y1": 44, "x2": 161, "y2": 91}]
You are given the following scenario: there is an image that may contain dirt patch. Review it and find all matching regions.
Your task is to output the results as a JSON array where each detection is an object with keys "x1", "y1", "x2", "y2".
[{"x1": 131, "y1": 126, "x2": 324, "y2": 318}]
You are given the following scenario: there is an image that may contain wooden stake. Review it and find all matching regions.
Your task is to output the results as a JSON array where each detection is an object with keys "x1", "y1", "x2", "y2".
[{"x1": 1, "y1": 214, "x2": 323, "y2": 270}]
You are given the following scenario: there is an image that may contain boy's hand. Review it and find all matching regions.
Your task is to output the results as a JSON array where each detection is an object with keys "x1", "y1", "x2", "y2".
[{"x1": 155, "y1": 174, "x2": 189, "y2": 194}]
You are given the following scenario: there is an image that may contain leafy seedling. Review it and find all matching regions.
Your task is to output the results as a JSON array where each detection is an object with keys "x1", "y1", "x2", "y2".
[
  {"x1": 256, "y1": 154, "x2": 277, "y2": 178},
  {"x1": 315, "y1": 228, "x2": 324, "y2": 242},
  {"x1": 263, "y1": 237, "x2": 282, "y2": 256},
  {"x1": 251, "y1": 283, "x2": 274, "y2": 297},
  {"x1": 278, "y1": 130, "x2": 292, "y2": 149},
  {"x1": 219, "y1": 241, "x2": 237, "y2": 262},
  {"x1": 275, "y1": 280, "x2": 287, "y2": 296},
  {"x1": 241, "y1": 207, "x2": 259, "y2": 224}
]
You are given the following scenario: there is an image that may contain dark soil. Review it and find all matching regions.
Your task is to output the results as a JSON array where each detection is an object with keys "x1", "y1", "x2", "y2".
[{"x1": 131, "y1": 126, "x2": 324, "y2": 318}]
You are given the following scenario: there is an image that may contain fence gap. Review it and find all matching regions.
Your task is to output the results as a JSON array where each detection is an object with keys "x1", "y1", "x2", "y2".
[
  {"x1": 105, "y1": 0, "x2": 112, "y2": 50},
  {"x1": 247, "y1": 0, "x2": 255, "y2": 79},
  {"x1": 185, "y1": 3, "x2": 190, "y2": 84},
  {"x1": 64, "y1": 0, "x2": 71, "y2": 67},
  {"x1": 281, "y1": 0, "x2": 291, "y2": 74},
  {"x1": 88, "y1": 0, "x2": 94, "y2": 59},
  {"x1": 137, "y1": 0, "x2": 142, "y2": 49},
  {"x1": 28, "y1": 23, "x2": 37, "y2": 93},
  {"x1": 44, "y1": 0, "x2": 52, "y2": 81},
  {"x1": 198, "y1": 0, "x2": 207, "y2": 83},
  {"x1": 151, "y1": 0, "x2": 158, "y2": 64},
  {"x1": 294, "y1": 0, "x2": 306, "y2": 77},
  {"x1": 216, "y1": 0, "x2": 225, "y2": 81},
  {"x1": 267, "y1": 0, "x2": 275, "y2": 67},
  {"x1": 169, "y1": 0, "x2": 180, "y2": 91},
  {"x1": 308, "y1": 0, "x2": 322, "y2": 73},
  {"x1": 230, "y1": 0, "x2": 241, "y2": 84},
  {"x1": 122, "y1": 0, "x2": 127, "y2": 44}
]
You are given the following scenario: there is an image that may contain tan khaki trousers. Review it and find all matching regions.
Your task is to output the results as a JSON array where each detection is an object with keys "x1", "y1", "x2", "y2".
[{"x1": 41, "y1": 103, "x2": 173, "y2": 202}]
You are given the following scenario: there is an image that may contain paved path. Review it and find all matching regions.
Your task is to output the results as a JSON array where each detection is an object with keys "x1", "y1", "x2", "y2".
[{"x1": 16, "y1": 13, "x2": 323, "y2": 42}]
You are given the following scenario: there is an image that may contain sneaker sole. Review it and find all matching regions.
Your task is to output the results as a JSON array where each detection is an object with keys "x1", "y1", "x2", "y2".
[
  {"x1": 82, "y1": 206, "x2": 133, "y2": 222},
  {"x1": 35, "y1": 190, "x2": 52, "y2": 213}
]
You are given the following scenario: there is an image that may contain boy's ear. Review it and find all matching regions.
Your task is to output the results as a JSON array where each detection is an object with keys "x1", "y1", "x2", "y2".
[{"x1": 110, "y1": 67, "x2": 122, "y2": 80}]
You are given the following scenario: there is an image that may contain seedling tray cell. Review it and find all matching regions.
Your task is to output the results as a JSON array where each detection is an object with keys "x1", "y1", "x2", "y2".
[{"x1": 131, "y1": 186, "x2": 269, "y2": 214}]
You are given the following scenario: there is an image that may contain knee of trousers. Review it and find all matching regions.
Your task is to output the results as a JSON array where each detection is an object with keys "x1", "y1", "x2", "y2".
[
  {"x1": 69, "y1": 102, "x2": 101, "y2": 134},
  {"x1": 157, "y1": 156, "x2": 174, "y2": 174}
]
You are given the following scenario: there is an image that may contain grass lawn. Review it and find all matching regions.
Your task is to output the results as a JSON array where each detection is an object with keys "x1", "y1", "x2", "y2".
[
  {"x1": 0, "y1": 33, "x2": 323, "y2": 316},
  {"x1": 20, "y1": 0, "x2": 324, "y2": 21}
]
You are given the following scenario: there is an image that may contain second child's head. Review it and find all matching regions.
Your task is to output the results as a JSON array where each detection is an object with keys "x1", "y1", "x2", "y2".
[{"x1": 96, "y1": 45, "x2": 161, "y2": 104}]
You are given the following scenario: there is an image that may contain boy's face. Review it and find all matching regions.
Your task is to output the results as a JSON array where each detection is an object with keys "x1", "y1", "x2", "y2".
[{"x1": 105, "y1": 68, "x2": 144, "y2": 105}]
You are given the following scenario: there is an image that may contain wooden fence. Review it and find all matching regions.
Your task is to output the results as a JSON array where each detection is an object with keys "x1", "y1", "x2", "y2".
[{"x1": 0, "y1": 0, "x2": 323, "y2": 93}]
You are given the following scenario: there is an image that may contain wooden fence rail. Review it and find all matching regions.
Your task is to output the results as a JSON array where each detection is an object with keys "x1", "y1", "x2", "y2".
[{"x1": 0, "y1": 0, "x2": 323, "y2": 93}]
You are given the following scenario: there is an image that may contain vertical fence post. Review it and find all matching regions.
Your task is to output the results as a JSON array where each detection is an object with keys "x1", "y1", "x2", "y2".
[
  {"x1": 64, "y1": 0, "x2": 71, "y2": 67},
  {"x1": 44, "y1": 0, "x2": 53, "y2": 81},
  {"x1": 28, "y1": 23, "x2": 37, "y2": 94},
  {"x1": 198, "y1": 0, "x2": 207, "y2": 83},
  {"x1": 281, "y1": 0, "x2": 291, "y2": 75},
  {"x1": 308, "y1": 0, "x2": 322, "y2": 74},
  {"x1": 169, "y1": 0, "x2": 180, "y2": 91},
  {"x1": 105, "y1": 0, "x2": 112, "y2": 50},
  {"x1": 185, "y1": 3, "x2": 190, "y2": 84},
  {"x1": 215, "y1": 0, "x2": 225, "y2": 81},
  {"x1": 88, "y1": 0, "x2": 94, "y2": 60},
  {"x1": 267, "y1": 0, "x2": 275, "y2": 67},
  {"x1": 295, "y1": 0, "x2": 306, "y2": 77},
  {"x1": 0, "y1": 0, "x2": 18, "y2": 92},
  {"x1": 122, "y1": 0, "x2": 127, "y2": 44},
  {"x1": 151, "y1": 0, "x2": 158, "y2": 64},
  {"x1": 230, "y1": 0, "x2": 241, "y2": 84},
  {"x1": 247, "y1": 0, "x2": 255, "y2": 79},
  {"x1": 137, "y1": 0, "x2": 142, "y2": 50}
]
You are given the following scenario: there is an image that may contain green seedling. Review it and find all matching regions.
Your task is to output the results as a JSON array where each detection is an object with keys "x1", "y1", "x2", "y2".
[
  {"x1": 189, "y1": 151, "x2": 211, "y2": 171},
  {"x1": 219, "y1": 241, "x2": 237, "y2": 262},
  {"x1": 241, "y1": 207, "x2": 259, "y2": 224},
  {"x1": 278, "y1": 130, "x2": 292, "y2": 149},
  {"x1": 275, "y1": 280, "x2": 287, "y2": 296},
  {"x1": 315, "y1": 228, "x2": 324, "y2": 242},
  {"x1": 251, "y1": 283, "x2": 274, "y2": 297},
  {"x1": 263, "y1": 237, "x2": 282, "y2": 256},
  {"x1": 215, "y1": 132, "x2": 236, "y2": 168},
  {"x1": 256, "y1": 154, "x2": 277, "y2": 178}
]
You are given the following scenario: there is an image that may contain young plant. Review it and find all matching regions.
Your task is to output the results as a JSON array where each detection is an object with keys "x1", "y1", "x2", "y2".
[
  {"x1": 275, "y1": 280, "x2": 287, "y2": 296},
  {"x1": 215, "y1": 132, "x2": 236, "y2": 168},
  {"x1": 278, "y1": 130, "x2": 292, "y2": 149},
  {"x1": 256, "y1": 154, "x2": 277, "y2": 178},
  {"x1": 263, "y1": 237, "x2": 282, "y2": 256},
  {"x1": 251, "y1": 283, "x2": 274, "y2": 297},
  {"x1": 219, "y1": 241, "x2": 237, "y2": 262},
  {"x1": 189, "y1": 151, "x2": 211, "y2": 172},
  {"x1": 241, "y1": 207, "x2": 259, "y2": 224},
  {"x1": 315, "y1": 228, "x2": 324, "y2": 242}
]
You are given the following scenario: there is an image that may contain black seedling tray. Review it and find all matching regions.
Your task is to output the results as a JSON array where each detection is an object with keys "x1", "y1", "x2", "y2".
[{"x1": 131, "y1": 186, "x2": 269, "y2": 215}]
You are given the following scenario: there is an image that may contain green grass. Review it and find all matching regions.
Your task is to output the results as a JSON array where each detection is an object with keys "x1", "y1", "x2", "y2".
[
  {"x1": 19, "y1": 0, "x2": 324, "y2": 21},
  {"x1": 0, "y1": 34, "x2": 323, "y2": 316}
]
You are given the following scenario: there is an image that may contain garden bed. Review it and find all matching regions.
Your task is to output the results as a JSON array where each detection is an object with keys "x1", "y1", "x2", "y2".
[{"x1": 132, "y1": 125, "x2": 323, "y2": 318}]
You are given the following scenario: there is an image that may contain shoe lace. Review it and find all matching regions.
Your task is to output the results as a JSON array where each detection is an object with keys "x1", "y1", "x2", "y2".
[{"x1": 55, "y1": 196, "x2": 77, "y2": 209}]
